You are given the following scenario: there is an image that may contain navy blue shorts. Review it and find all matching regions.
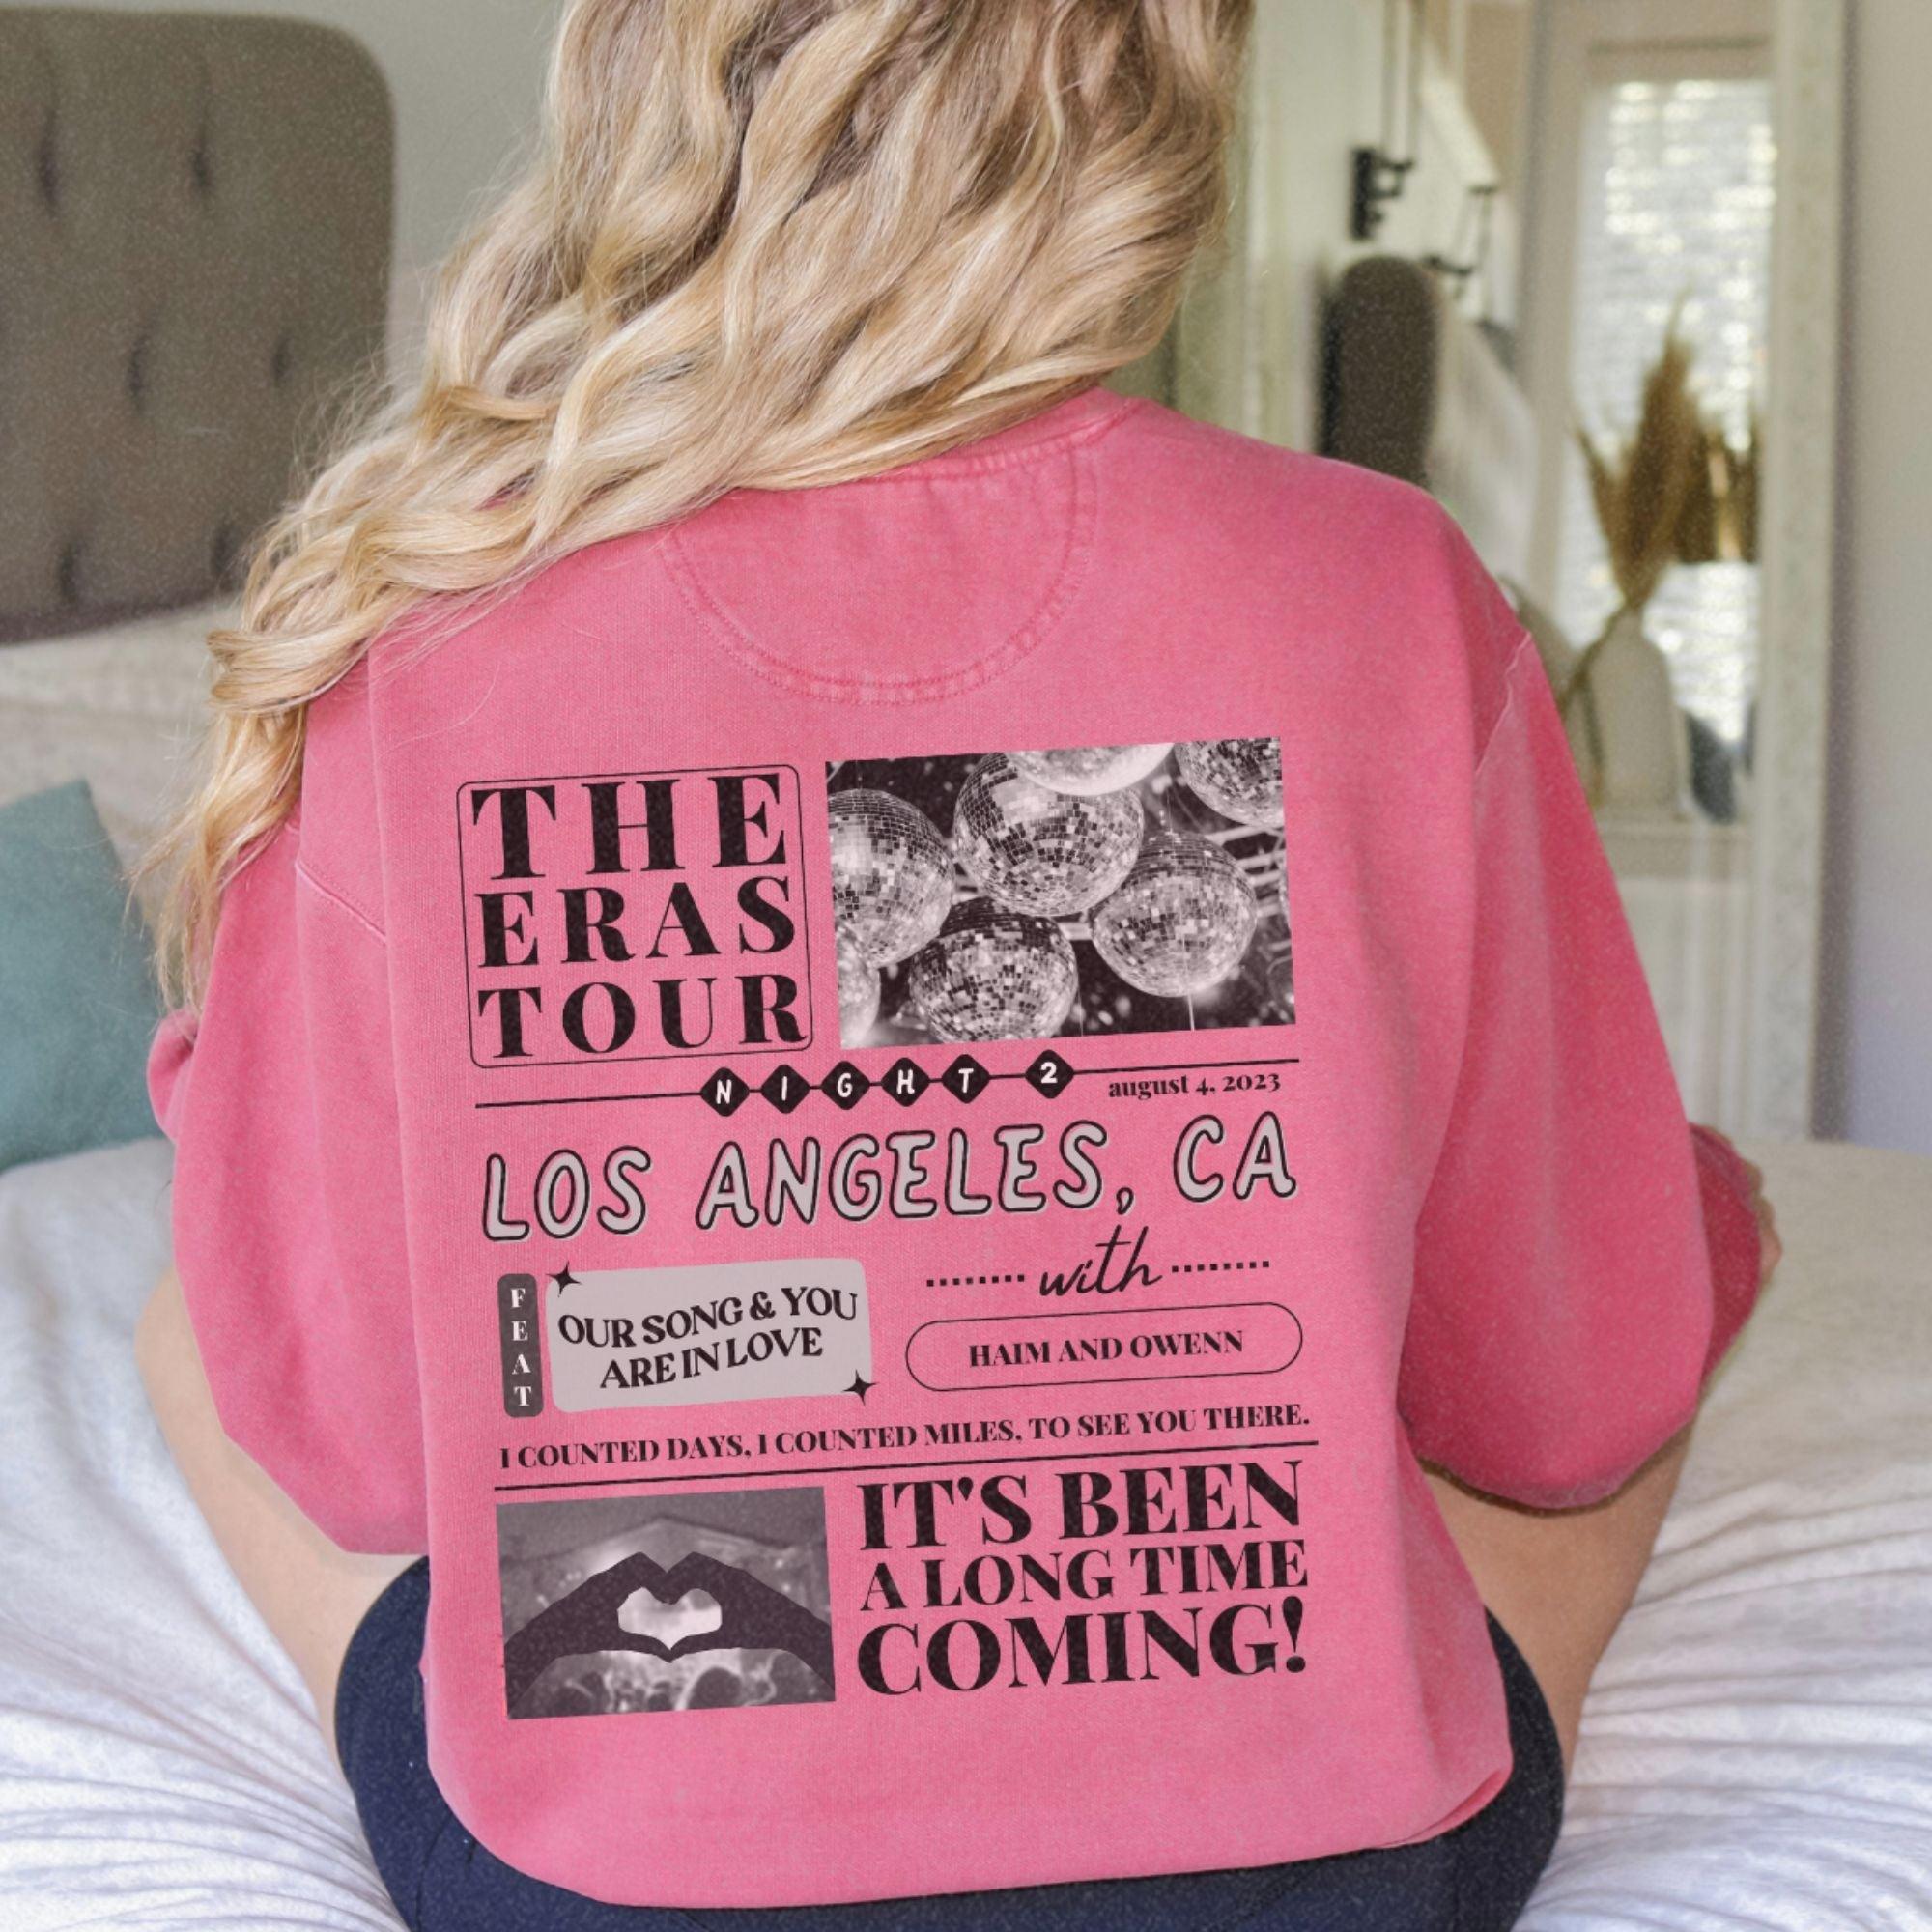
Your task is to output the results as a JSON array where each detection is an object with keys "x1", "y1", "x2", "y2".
[{"x1": 338, "y1": 1562, "x2": 1563, "y2": 1932}]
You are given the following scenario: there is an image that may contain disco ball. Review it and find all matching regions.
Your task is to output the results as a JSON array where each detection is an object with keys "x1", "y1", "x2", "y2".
[
  {"x1": 1091, "y1": 834, "x2": 1259, "y2": 997},
  {"x1": 1009, "y1": 744, "x2": 1173, "y2": 797},
  {"x1": 1266, "y1": 950, "x2": 1296, "y2": 1022},
  {"x1": 952, "y1": 754, "x2": 1144, "y2": 917},
  {"x1": 906, "y1": 900, "x2": 1079, "y2": 1043},
  {"x1": 1176, "y1": 738, "x2": 1284, "y2": 829},
  {"x1": 827, "y1": 789, "x2": 953, "y2": 966},
  {"x1": 836, "y1": 925, "x2": 881, "y2": 1040}
]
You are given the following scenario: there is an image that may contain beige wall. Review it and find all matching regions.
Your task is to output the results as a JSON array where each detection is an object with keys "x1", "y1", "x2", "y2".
[
  {"x1": 1816, "y1": 0, "x2": 1932, "y2": 1153},
  {"x1": 1464, "y1": 4, "x2": 1531, "y2": 193}
]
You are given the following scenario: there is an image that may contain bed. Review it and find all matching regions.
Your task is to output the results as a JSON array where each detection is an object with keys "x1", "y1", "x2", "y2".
[{"x1": 3, "y1": 12, "x2": 1930, "y2": 1930}]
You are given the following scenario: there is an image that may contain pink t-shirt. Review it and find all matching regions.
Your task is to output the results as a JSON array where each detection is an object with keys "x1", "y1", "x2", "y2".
[{"x1": 151, "y1": 389, "x2": 1743, "y2": 1908}]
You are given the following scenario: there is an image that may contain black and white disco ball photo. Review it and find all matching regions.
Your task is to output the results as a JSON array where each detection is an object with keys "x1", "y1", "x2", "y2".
[{"x1": 824, "y1": 741, "x2": 1293, "y2": 1049}]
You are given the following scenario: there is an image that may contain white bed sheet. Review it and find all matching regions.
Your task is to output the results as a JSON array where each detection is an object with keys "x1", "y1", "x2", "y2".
[
  {"x1": 0, "y1": 1135, "x2": 1927, "y2": 1931},
  {"x1": 0, "y1": 1140, "x2": 399, "y2": 1932},
  {"x1": 1524, "y1": 1140, "x2": 1932, "y2": 1931}
]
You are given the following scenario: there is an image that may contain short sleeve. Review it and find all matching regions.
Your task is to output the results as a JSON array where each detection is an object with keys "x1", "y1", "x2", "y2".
[
  {"x1": 1398, "y1": 637, "x2": 1716, "y2": 1509},
  {"x1": 148, "y1": 819, "x2": 427, "y2": 1551}
]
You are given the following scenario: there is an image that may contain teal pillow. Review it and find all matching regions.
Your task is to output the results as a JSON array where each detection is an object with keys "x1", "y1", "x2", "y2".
[{"x1": 0, "y1": 781, "x2": 164, "y2": 1170}]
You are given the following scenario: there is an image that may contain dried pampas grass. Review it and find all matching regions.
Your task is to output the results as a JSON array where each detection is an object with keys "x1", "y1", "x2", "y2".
[
  {"x1": 1577, "y1": 309, "x2": 1761, "y2": 600},
  {"x1": 1563, "y1": 311, "x2": 1761, "y2": 791},
  {"x1": 1577, "y1": 318, "x2": 1703, "y2": 613}
]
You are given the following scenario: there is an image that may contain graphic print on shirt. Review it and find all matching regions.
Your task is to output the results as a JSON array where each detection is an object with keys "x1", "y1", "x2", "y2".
[
  {"x1": 828, "y1": 743, "x2": 1292, "y2": 1046},
  {"x1": 504, "y1": 1259, "x2": 873, "y2": 1416},
  {"x1": 472, "y1": 740, "x2": 1309, "y2": 1720},
  {"x1": 499, "y1": 1489, "x2": 834, "y2": 1719},
  {"x1": 460, "y1": 764, "x2": 815, "y2": 1069}
]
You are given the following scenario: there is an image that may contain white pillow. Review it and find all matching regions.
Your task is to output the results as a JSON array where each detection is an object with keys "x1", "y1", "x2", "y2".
[{"x1": 0, "y1": 604, "x2": 226, "y2": 888}]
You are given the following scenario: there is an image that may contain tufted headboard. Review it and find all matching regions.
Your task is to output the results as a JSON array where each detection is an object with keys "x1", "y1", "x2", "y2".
[{"x1": 0, "y1": 10, "x2": 392, "y2": 642}]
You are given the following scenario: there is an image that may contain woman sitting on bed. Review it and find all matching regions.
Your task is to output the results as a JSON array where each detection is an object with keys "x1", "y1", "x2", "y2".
[{"x1": 134, "y1": 4, "x2": 1777, "y2": 1928}]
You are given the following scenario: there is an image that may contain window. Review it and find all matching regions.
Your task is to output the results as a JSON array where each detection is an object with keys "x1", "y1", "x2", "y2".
[{"x1": 1553, "y1": 68, "x2": 1776, "y2": 747}]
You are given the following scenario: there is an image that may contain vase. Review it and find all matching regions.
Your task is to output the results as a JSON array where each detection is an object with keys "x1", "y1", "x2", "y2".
[{"x1": 1564, "y1": 605, "x2": 1690, "y2": 817}]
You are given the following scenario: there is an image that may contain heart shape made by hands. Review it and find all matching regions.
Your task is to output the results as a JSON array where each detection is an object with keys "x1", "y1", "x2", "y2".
[
  {"x1": 504, "y1": 1549, "x2": 835, "y2": 1703},
  {"x1": 617, "y1": 1584, "x2": 723, "y2": 1649}
]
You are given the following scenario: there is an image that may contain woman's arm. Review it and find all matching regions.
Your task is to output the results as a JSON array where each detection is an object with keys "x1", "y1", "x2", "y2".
[
  {"x1": 1425, "y1": 1132, "x2": 1781, "y2": 1773},
  {"x1": 136, "y1": 1267, "x2": 418, "y2": 1764}
]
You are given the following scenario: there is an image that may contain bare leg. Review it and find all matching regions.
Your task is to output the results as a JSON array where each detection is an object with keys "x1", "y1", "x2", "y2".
[
  {"x1": 136, "y1": 1270, "x2": 415, "y2": 1763},
  {"x1": 1426, "y1": 1427, "x2": 1692, "y2": 1774}
]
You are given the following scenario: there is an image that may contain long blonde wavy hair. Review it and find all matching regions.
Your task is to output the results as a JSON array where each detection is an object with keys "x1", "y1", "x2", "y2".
[{"x1": 150, "y1": 0, "x2": 1253, "y2": 1005}]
